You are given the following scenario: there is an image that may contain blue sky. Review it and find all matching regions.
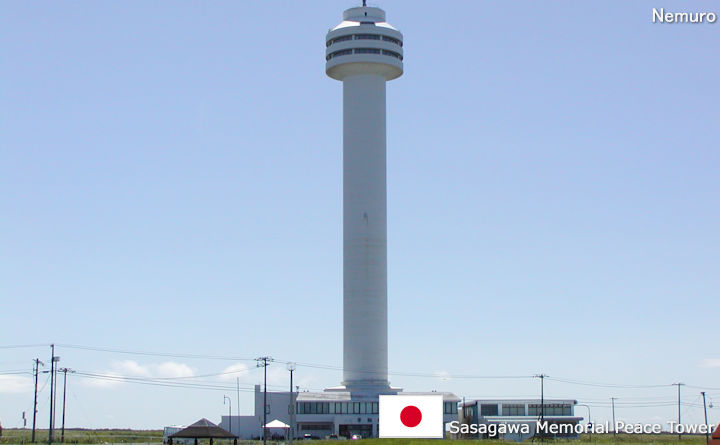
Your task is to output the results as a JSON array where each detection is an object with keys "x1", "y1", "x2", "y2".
[{"x1": 1, "y1": 0, "x2": 718, "y2": 430}]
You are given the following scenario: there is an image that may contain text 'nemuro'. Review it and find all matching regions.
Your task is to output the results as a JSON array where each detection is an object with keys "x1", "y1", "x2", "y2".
[{"x1": 652, "y1": 8, "x2": 717, "y2": 23}]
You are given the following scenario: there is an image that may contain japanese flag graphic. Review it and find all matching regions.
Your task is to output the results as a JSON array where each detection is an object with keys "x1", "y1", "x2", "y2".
[{"x1": 379, "y1": 394, "x2": 444, "y2": 438}]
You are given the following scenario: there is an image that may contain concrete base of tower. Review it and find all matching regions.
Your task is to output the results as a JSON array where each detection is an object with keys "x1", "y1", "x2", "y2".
[{"x1": 325, "y1": 382, "x2": 401, "y2": 397}]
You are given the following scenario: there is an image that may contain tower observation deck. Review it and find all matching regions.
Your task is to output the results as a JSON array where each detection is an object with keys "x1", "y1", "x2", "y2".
[
  {"x1": 326, "y1": 6, "x2": 403, "y2": 81},
  {"x1": 326, "y1": 5, "x2": 403, "y2": 396}
]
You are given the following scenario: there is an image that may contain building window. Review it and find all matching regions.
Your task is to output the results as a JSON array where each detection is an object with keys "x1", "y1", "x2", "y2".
[
  {"x1": 528, "y1": 404, "x2": 572, "y2": 416},
  {"x1": 444, "y1": 402, "x2": 458, "y2": 414},
  {"x1": 480, "y1": 404, "x2": 499, "y2": 416},
  {"x1": 300, "y1": 424, "x2": 332, "y2": 431},
  {"x1": 501, "y1": 404, "x2": 525, "y2": 416}
]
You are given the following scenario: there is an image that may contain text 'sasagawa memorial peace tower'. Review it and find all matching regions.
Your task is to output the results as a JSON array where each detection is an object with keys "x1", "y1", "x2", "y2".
[{"x1": 325, "y1": 4, "x2": 403, "y2": 396}]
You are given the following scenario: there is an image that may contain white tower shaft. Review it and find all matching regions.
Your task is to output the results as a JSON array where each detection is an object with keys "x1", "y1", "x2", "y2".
[
  {"x1": 325, "y1": 5, "x2": 403, "y2": 396},
  {"x1": 343, "y1": 74, "x2": 388, "y2": 389}
]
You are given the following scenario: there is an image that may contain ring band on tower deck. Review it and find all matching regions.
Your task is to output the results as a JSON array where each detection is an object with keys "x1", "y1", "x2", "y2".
[{"x1": 326, "y1": 5, "x2": 403, "y2": 396}]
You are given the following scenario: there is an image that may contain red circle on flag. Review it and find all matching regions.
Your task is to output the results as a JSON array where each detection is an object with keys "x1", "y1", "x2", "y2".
[{"x1": 400, "y1": 405, "x2": 422, "y2": 428}]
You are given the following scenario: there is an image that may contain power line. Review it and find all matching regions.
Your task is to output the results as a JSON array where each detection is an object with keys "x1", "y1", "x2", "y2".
[
  {"x1": 55, "y1": 344, "x2": 258, "y2": 362},
  {"x1": 686, "y1": 384, "x2": 720, "y2": 391},
  {"x1": 72, "y1": 372, "x2": 252, "y2": 391},
  {"x1": 547, "y1": 376, "x2": 674, "y2": 389},
  {"x1": 6, "y1": 343, "x2": 718, "y2": 393},
  {"x1": 68, "y1": 367, "x2": 294, "y2": 389},
  {"x1": 288, "y1": 359, "x2": 533, "y2": 379},
  {"x1": 0, "y1": 370, "x2": 33, "y2": 375},
  {"x1": 44, "y1": 344, "x2": 535, "y2": 380}
]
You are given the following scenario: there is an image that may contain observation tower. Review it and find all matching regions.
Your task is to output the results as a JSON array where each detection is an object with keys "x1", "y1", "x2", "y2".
[{"x1": 326, "y1": 3, "x2": 403, "y2": 396}]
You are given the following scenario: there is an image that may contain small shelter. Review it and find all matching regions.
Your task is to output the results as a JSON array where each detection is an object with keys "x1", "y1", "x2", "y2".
[
  {"x1": 169, "y1": 418, "x2": 237, "y2": 445},
  {"x1": 264, "y1": 419, "x2": 291, "y2": 440},
  {"x1": 264, "y1": 419, "x2": 290, "y2": 429}
]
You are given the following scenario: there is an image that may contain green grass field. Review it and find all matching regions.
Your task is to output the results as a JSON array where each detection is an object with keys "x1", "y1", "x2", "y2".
[
  {"x1": 0, "y1": 431, "x2": 711, "y2": 445},
  {"x1": 0, "y1": 429, "x2": 162, "y2": 444}
]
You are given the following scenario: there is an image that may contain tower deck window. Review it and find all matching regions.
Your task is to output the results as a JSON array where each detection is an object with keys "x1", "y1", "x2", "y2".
[
  {"x1": 381, "y1": 49, "x2": 403, "y2": 60},
  {"x1": 354, "y1": 48, "x2": 381, "y2": 54},
  {"x1": 381, "y1": 35, "x2": 403, "y2": 46},
  {"x1": 327, "y1": 35, "x2": 354, "y2": 47},
  {"x1": 326, "y1": 49, "x2": 354, "y2": 61},
  {"x1": 327, "y1": 34, "x2": 402, "y2": 48},
  {"x1": 355, "y1": 34, "x2": 381, "y2": 40}
]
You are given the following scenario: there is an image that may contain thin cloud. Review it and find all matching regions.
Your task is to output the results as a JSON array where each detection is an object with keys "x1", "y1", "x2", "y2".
[
  {"x1": 0, "y1": 375, "x2": 34, "y2": 394},
  {"x1": 264, "y1": 366, "x2": 318, "y2": 391},
  {"x1": 148, "y1": 362, "x2": 194, "y2": 378},
  {"x1": 81, "y1": 360, "x2": 194, "y2": 388},
  {"x1": 700, "y1": 358, "x2": 720, "y2": 368},
  {"x1": 219, "y1": 363, "x2": 250, "y2": 380}
]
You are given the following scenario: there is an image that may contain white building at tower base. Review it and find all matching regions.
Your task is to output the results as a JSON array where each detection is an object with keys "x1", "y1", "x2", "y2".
[{"x1": 220, "y1": 385, "x2": 460, "y2": 439}]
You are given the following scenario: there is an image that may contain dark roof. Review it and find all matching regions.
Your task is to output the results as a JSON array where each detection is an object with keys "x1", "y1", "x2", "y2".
[{"x1": 169, "y1": 419, "x2": 237, "y2": 439}]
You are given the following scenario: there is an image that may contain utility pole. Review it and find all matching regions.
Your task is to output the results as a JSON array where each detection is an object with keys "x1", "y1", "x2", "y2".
[
  {"x1": 32, "y1": 359, "x2": 44, "y2": 443},
  {"x1": 59, "y1": 368, "x2": 74, "y2": 443},
  {"x1": 534, "y1": 374, "x2": 547, "y2": 440},
  {"x1": 48, "y1": 344, "x2": 57, "y2": 445},
  {"x1": 236, "y1": 378, "x2": 240, "y2": 439},
  {"x1": 702, "y1": 392, "x2": 709, "y2": 445},
  {"x1": 611, "y1": 398, "x2": 617, "y2": 439},
  {"x1": 256, "y1": 357, "x2": 273, "y2": 445},
  {"x1": 672, "y1": 383, "x2": 684, "y2": 440},
  {"x1": 223, "y1": 395, "x2": 232, "y2": 435},
  {"x1": 287, "y1": 363, "x2": 296, "y2": 445}
]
